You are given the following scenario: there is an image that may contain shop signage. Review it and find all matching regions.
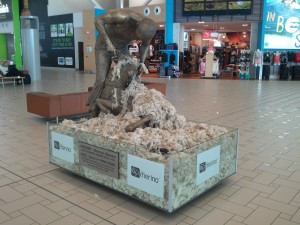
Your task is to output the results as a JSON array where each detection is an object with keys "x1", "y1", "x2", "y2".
[
  {"x1": 203, "y1": 30, "x2": 213, "y2": 40},
  {"x1": 51, "y1": 132, "x2": 75, "y2": 164},
  {"x1": 39, "y1": 13, "x2": 75, "y2": 68},
  {"x1": 0, "y1": 0, "x2": 12, "y2": 21},
  {"x1": 263, "y1": 0, "x2": 300, "y2": 49},
  {"x1": 127, "y1": 154, "x2": 165, "y2": 198},
  {"x1": 0, "y1": 4, "x2": 9, "y2": 13},
  {"x1": 196, "y1": 145, "x2": 220, "y2": 185},
  {"x1": 183, "y1": 0, "x2": 252, "y2": 16},
  {"x1": 79, "y1": 142, "x2": 119, "y2": 179},
  {"x1": 184, "y1": 32, "x2": 189, "y2": 41}
]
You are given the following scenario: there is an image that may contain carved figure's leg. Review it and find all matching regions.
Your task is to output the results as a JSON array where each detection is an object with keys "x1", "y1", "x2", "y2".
[
  {"x1": 125, "y1": 114, "x2": 153, "y2": 132},
  {"x1": 96, "y1": 98, "x2": 128, "y2": 116},
  {"x1": 87, "y1": 37, "x2": 112, "y2": 114},
  {"x1": 90, "y1": 104, "x2": 100, "y2": 118},
  {"x1": 95, "y1": 99, "x2": 111, "y2": 115}
]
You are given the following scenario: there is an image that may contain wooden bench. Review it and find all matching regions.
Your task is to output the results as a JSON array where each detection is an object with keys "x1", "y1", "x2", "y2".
[
  {"x1": 27, "y1": 82, "x2": 166, "y2": 122},
  {"x1": 0, "y1": 76, "x2": 25, "y2": 87},
  {"x1": 27, "y1": 91, "x2": 91, "y2": 122}
]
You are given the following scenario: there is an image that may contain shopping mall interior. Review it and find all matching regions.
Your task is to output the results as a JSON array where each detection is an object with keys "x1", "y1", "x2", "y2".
[{"x1": 0, "y1": 0, "x2": 300, "y2": 225}]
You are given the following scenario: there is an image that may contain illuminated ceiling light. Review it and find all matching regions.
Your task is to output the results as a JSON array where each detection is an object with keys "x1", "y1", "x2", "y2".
[
  {"x1": 242, "y1": 24, "x2": 248, "y2": 27},
  {"x1": 191, "y1": 28, "x2": 195, "y2": 31},
  {"x1": 219, "y1": 27, "x2": 224, "y2": 30},
  {"x1": 198, "y1": 21, "x2": 204, "y2": 24},
  {"x1": 159, "y1": 24, "x2": 164, "y2": 27}
]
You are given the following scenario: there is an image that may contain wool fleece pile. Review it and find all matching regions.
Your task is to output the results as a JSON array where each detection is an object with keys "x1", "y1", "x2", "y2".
[{"x1": 61, "y1": 80, "x2": 228, "y2": 153}]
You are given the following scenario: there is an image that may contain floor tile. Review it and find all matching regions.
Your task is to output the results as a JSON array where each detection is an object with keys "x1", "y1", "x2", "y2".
[
  {"x1": 227, "y1": 188, "x2": 259, "y2": 205},
  {"x1": 272, "y1": 217, "x2": 300, "y2": 225},
  {"x1": 271, "y1": 158, "x2": 294, "y2": 170},
  {"x1": 243, "y1": 206, "x2": 279, "y2": 225},
  {"x1": 48, "y1": 213, "x2": 86, "y2": 225},
  {"x1": 0, "y1": 209, "x2": 11, "y2": 223},
  {"x1": 107, "y1": 211, "x2": 137, "y2": 225},
  {"x1": 207, "y1": 197, "x2": 253, "y2": 217},
  {"x1": 291, "y1": 208, "x2": 300, "y2": 223},
  {"x1": 225, "y1": 220, "x2": 244, "y2": 225},
  {"x1": 46, "y1": 199, "x2": 73, "y2": 213},
  {"x1": 269, "y1": 186, "x2": 299, "y2": 204},
  {"x1": 0, "y1": 194, "x2": 45, "y2": 214},
  {"x1": 177, "y1": 205, "x2": 208, "y2": 220},
  {"x1": 79, "y1": 202, "x2": 113, "y2": 219},
  {"x1": 252, "y1": 196, "x2": 298, "y2": 215},
  {"x1": 116, "y1": 201, "x2": 161, "y2": 221},
  {"x1": 236, "y1": 179, "x2": 276, "y2": 194},
  {"x1": 1, "y1": 68, "x2": 300, "y2": 225},
  {"x1": 0, "y1": 215, "x2": 34, "y2": 225},
  {"x1": 0, "y1": 186, "x2": 26, "y2": 203},
  {"x1": 20, "y1": 203, "x2": 61, "y2": 225},
  {"x1": 252, "y1": 171, "x2": 278, "y2": 185},
  {"x1": 194, "y1": 208, "x2": 233, "y2": 225},
  {"x1": 144, "y1": 213, "x2": 186, "y2": 225},
  {"x1": 68, "y1": 206, "x2": 104, "y2": 224},
  {"x1": 289, "y1": 171, "x2": 300, "y2": 183}
]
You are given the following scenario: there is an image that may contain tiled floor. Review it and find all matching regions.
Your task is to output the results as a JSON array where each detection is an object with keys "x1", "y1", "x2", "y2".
[{"x1": 0, "y1": 67, "x2": 299, "y2": 225}]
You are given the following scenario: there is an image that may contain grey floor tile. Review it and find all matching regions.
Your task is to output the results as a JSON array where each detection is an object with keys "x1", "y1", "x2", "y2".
[{"x1": 1, "y1": 68, "x2": 300, "y2": 225}]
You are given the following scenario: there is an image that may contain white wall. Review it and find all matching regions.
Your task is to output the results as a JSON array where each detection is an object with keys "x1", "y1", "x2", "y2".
[
  {"x1": 48, "y1": 0, "x2": 116, "y2": 16},
  {"x1": 0, "y1": 21, "x2": 14, "y2": 34},
  {"x1": 48, "y1": 0, "x2": 165, "y2": 16},
  {"x1": 129, "y1": 0, "x2": 165, "y2": 7},
  {"x1": 73, "y1": 12, "x2": 83, "y2": 69}
]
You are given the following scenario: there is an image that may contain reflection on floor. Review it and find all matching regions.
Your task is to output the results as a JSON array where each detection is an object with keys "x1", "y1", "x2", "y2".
[{"x1": 0, "y1": 67, "x2": 299, "y2": 225}]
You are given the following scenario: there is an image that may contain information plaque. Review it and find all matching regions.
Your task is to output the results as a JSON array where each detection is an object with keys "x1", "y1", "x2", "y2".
[{"x1": 79, "y1": 142, "x2": 119, "y2": 179}]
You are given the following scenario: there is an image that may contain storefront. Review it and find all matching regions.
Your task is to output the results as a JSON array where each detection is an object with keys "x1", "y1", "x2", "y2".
[
  {"x1": 260, "y1": 0, "x2": 300, "y2": 80},
  {"x1": 0, "y1": 0, "x2": 22, "y2": 68}
]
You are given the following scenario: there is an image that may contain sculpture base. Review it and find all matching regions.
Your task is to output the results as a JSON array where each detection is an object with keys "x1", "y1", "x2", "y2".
[{"x1": 48, "y1": 123, "x2": 238, "y2": 212}]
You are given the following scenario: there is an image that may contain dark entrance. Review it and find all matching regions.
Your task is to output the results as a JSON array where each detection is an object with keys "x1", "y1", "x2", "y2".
[{"x1": 78, "y1": 42, "x2": 84, "y2": 71}]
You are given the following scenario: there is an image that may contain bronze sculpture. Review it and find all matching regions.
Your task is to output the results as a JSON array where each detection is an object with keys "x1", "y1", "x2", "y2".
[{"x1": 88, "y1": 9, "x2": 157, "y2": 121}]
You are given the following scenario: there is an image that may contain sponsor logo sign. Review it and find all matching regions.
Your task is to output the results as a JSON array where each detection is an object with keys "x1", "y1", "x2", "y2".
[
  {"x1": 51, "y1": 132, "x2": 74, "y2": 163},
  {"x1": 196, "y1": 145, "x2": 220, "y2": 185},
  {"x1": 127, "y1": 154, "x2": 164, "y2": 198}
]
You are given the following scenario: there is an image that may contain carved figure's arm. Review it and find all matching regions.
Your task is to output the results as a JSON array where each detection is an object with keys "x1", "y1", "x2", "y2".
[{"x1": 94, "y1": 9, "x2": 146, "y2": 52}]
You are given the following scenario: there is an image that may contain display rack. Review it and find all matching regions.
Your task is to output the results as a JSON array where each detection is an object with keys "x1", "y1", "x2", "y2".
[
  {"x1": 160, "y1": 50, "x2": 178, "y2": 67},
  {"x1": 238, "y1": 49, "x2": 250, "y2": 79}
]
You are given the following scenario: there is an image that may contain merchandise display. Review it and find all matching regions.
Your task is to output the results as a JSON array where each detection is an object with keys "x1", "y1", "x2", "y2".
[
  {"x1": 238, "y1": 50, "x2": 250, "y2": 79},
  {"x1": 253, "y1": 49, "x2": 263, "y2": 79},
  {"x1": 262, "y1": 50, "x2": 300, "y2": 80}
]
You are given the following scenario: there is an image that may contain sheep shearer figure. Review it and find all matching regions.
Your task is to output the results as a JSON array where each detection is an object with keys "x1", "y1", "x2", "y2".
[{"x1": 87, "y1": 8, "x2": 157, "y2": 122}]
